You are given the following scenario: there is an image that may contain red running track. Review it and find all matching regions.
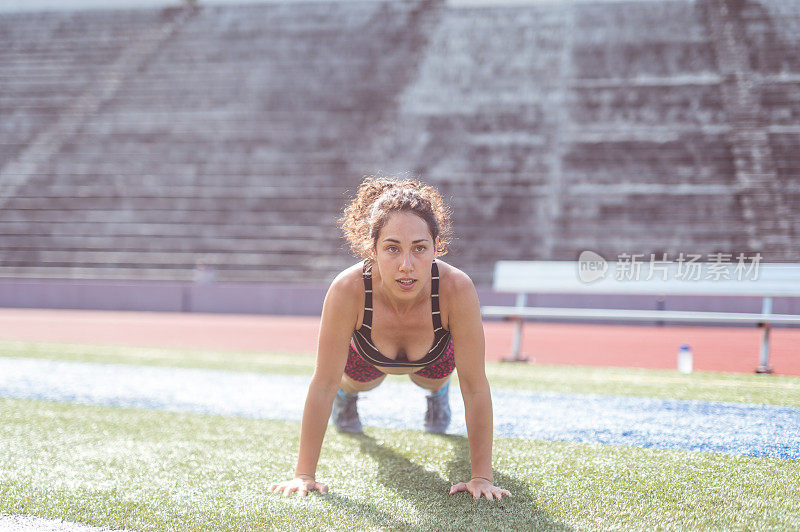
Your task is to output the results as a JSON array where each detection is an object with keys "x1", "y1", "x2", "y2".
[{"x1": 0, "y1": 308, "x2": 798, "y2": 375}]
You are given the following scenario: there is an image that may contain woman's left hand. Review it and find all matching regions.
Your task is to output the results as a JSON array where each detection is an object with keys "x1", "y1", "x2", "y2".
[{"x1": 449, "y1": 478, "x2": 511, "y2": 500}]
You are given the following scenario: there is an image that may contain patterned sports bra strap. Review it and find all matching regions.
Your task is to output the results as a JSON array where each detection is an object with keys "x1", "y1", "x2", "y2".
[
  {"x1": 431, "y1": 261, "x2": 443, "y2": 330},
  {"x1": 362, "y1": 261, "x2": 373, "y2": 328}
]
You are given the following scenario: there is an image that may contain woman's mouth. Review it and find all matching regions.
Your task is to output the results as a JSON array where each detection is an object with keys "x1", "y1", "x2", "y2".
[{"x1": 396, "y1": 278, "x2": 416, "y2": 290}]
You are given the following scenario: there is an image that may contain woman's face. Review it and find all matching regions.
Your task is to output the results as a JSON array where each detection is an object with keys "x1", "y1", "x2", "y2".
[{"x1": 373, "y1": 211, "x2": 435, "y2": 299}]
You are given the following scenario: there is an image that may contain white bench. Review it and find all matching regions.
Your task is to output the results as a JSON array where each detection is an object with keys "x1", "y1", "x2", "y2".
[{"x1": 481, "y1": 260, "x2": 800, "y2": 373}]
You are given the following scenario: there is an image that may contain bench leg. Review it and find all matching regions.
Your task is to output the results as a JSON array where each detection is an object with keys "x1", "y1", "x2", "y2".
[
  {"x1": 756, "y1": 323, "x2": 773, "y2": 374},
  {"x1": 512, "y1": 318, "x2": 523, "y2": 358},
  {"x1": 502, "y1": 318, "x2": 530, "y2": 362}
]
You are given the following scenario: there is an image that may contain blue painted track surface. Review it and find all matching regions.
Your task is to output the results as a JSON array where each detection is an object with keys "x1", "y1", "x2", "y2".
[{"x1": 1, "y1": 357, "x2": 797, "y2": 460}]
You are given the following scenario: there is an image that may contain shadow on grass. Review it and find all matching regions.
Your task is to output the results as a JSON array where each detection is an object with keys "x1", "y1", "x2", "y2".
[
  {"x1": 339, "y1": 431, "x2": 573, "y2": 531},
  {"x1": 318, "y1": 492, "x2": 409, "y2": 529}
]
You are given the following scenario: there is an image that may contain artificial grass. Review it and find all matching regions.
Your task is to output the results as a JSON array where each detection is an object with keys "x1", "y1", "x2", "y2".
[
  {"x1": 1, "y1": 398, "x2": 797, "y2": 531},
  {"x1": 0, "y1": 340, "x2": 315, "y2": 377},
  {"x1": 3, "y1": 339, "x2": 800, "y2": 407}
]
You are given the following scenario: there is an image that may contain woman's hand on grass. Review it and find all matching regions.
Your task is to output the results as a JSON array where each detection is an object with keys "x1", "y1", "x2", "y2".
[
  {"x1": 449, "y1": 478, "x2": 511, "y2": 500},
  {"x1": 269, "y1": 476, "x2": 329, "y2": 497}
]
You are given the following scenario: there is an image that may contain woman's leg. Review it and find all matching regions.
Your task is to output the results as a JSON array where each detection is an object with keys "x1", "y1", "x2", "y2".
[
  {"x1": 341, "y1": 342, "x2": 387, "y2": 393},
  {"x1": 408, "y1": 372, "x2": 449, "y2": 393},
  {"x1": 333, "y1": 344, "x2": 387, "y2": 433},
  {"x1": 410, "y1": 338, "x2": 455, "y2": 392},
  {"x1": 341, "y1": 372, "x2": 386, "y2": 393},
  {"x1": 410, "y1": 340, "x2": 455, "y2": 433}
]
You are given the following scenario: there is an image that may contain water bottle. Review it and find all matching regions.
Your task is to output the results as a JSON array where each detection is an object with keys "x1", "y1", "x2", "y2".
[{"x1": 678, "y1": 344, "x2": 693, "y2": 374}]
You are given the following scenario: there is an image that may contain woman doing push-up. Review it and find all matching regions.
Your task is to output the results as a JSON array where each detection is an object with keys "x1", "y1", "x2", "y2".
[{"x1": 270, "y1": 176, "x2": 510, "y2": 501}]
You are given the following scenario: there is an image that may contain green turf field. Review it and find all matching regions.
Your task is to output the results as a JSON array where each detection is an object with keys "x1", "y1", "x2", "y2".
[
  {"x1": 2, "y1": 398, "x2": 798, "y2": 531},
  {"x1": 1, "y1": 340, "x2": 799, "y2": 530}
]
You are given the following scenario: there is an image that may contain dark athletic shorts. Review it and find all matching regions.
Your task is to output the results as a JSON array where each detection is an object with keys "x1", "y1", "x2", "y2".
[{"x1": 344, "y1": 338, "x2": 455, "y2": 383}]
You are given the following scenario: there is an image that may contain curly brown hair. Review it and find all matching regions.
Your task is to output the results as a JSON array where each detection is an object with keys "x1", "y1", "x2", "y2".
[{"x1": 340, "y1": 176, "x2": 452, "y2": 260}]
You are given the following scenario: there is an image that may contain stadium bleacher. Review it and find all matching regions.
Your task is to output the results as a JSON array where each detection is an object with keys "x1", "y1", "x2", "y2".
[{"x1": 0, "y1": 0, "x2": 797, "y2": 291}]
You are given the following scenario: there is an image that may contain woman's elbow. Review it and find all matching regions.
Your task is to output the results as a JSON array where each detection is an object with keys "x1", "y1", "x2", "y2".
[
  {"x1": 458, "y1": 374, "x2": 491, "y2": 396},
  {"x1": 309, "y1": 372, "x2": 341, "y2": 397}
]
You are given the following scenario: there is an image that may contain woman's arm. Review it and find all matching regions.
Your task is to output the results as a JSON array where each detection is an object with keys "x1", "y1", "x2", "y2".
[
  {"x1": 446, "y1": 270, "x2": 511, "y2": 501},
  {"x1": 269, "y1": 271, "x2": 358, "y2": 497}
]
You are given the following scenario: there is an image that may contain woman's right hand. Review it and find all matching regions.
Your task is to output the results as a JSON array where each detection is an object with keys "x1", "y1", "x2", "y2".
[{"x1": 269, "y1": 476, "x2": 329, "y2": 497}]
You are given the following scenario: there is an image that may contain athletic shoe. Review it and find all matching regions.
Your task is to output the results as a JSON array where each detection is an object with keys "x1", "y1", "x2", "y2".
[
  {"x1": 424, "y1": 381, "x2": 451, "y2": 434},
  {"x1": 331, "y1": 389, "x2": 363, "y2": 433}
]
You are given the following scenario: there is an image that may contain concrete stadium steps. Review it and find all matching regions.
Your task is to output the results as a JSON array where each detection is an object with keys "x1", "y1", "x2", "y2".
[
  {"x1": 0, "y1": 9, "x2": 165, "y2": 164},
  {"x1": 0, "y1": 219, "x2": 335, "y2": 237},
  {"x1": 560, "y1": 0, "x2": 777, "y2": 260},
  {"x1": 738, "y1": 0, "x2": 800, "y2": 73},
  {"x1": 0, "y1": 203, "x2": 345, "y2": 226},
  {"x1": 758, "y1": 80, "x2": 800, "y2": 125},
  {"x1": 2, "y1": 0, "x2": 798, "y2": 286},
  {"x1": 2, "y1": 183, "x2": 356, "y2": 198},
  {"x1": 0, "y1": 262, "x2": 348, "y2": 282},
  {"x1": 571, "y1": 39, "x2": 718, "y2": 79},
  {"x1": 376, "y1": 0, "x2": 769, "y2": 281},
  {"x1": 569, "y1": 81, "x2": 727, "y2": 125},
  {"x1": 572, "y1": 0, "x2": 717, "y2": 78},
  {"x1": 375, "y1": 4, "x2": 571, "y2": 280},
  {"x1": 396, "y1": 7, "x2": 565, "y2": 113},
  {"x1": 51, "y1": 141, "x2": 355, "y2": 164},
  {"x1": 1, "y1": 195, "x2": 347, "y2": 213},
  {"x1": 123, "y1": 1, "x2": 427, "y2": 111},
  {"x1": 0, "y1": 0, "x2": 439, "y2": 281},
  {"x1": 36, "y1": 161, "x2": 355, "y2": 179},
  {"x1": 733, "y1": 1, "x2": 800, "y2": 140},
  {"x1": 0, "y1": 249, "x2": 346, "y2": 270},
  {"x1": 78, "y1": 110, "x2": 360, "y2": 133},
  {"x1": 0, "y1": 234, "x2": 339, "y2": 254},
  {"x1": 770, "y1": 130, "x2": 800, "y2": 219},
  {"x1": 563, "y1": 137, "x2": 736, "y2": 185},
  {"x1": 558, "y1": 195, "x2": 748, "y2": 237},
  {"x1": 0, "y1": 180, "x2": 351, "y2": 221},
  {"x1": 0, "y1": 10, "x2": 168, "y2": 91},
  {"x1": 0, "y1": 230, "x2": 340, "y2": 256}
]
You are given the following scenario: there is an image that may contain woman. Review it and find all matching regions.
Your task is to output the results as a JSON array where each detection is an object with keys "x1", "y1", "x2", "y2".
[{"x1": 269, "y1": 177, "x2": 510, "y2": 501}]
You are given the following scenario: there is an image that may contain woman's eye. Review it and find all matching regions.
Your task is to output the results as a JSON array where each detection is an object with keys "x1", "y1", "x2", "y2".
[
  {"x1": 387, "y1": 246, "x2": 398, "y2": 253},
  {"x1": 415, "y1": 246, "x2": 426, "y2": 252}
]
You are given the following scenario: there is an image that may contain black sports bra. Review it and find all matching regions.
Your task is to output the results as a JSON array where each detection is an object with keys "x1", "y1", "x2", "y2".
[{"x1": 351, "y1": 260, "x2": 452, "y2": 368}]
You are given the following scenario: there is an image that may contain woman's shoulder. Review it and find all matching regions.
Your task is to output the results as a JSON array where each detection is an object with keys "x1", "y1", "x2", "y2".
[
  {"x1": 436, "y1": 260, "x2": 479, "y2": 331},
  {"x1": 435, "y1": 259, "x2": 476, "y2": 296},
  {"x1": 327, "y1": 261, "x2": 367, "y2": 302}
]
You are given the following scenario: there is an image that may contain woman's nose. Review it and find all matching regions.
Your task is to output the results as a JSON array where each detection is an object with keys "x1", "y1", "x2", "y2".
[{"x1": 399, "y1": 252, "x2": 413, "y2": 272}]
